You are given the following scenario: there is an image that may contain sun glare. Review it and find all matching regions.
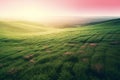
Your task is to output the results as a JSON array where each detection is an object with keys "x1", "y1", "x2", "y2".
[{"x1": 0, "y1": 0, "x2": 120, "y2": 22}]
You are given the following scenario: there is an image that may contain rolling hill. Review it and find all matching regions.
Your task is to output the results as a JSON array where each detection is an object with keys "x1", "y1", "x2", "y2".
[
  {"x1": 0, "y1": 21, "x2": 63, "y2": 38},
  {"x1": 0, "y1": 19, "x2": 120, "y2": 80}
]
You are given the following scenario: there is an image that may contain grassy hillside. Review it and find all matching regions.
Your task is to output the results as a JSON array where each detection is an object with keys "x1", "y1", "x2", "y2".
[
  {"x1": 0, "y1": 19, "x2": 120, "y2": 80},
  {"x1": 0, "y1": 21, "x2": 63, "y2": 38}
]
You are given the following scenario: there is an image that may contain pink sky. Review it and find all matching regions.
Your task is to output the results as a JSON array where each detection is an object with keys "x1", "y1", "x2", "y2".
[{"x1": 0, "y1": 0, "x2": 120, "y2": 21}]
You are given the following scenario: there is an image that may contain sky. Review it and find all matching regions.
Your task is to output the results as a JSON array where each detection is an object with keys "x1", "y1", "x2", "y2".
[{"x1": 0, "y1": 0, "x2": 120, "y2": 21}]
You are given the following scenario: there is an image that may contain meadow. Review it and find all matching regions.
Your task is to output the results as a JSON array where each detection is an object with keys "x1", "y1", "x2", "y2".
[{"x1": 0, "y1": 19, "x2": 120, "y2": 80}]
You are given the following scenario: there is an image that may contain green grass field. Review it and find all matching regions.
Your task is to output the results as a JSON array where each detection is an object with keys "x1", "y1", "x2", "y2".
[{"x1": 0, "y1": 19, "x2": 120, "y2": 80}]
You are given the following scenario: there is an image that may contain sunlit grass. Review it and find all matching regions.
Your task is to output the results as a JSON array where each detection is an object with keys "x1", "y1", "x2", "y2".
[
  {"x1": 0, "y1": 19, "x2": 120, "y2": 80},
  {"x1": 0, "y1": 21, "x2": 67, "y2": 38}
]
